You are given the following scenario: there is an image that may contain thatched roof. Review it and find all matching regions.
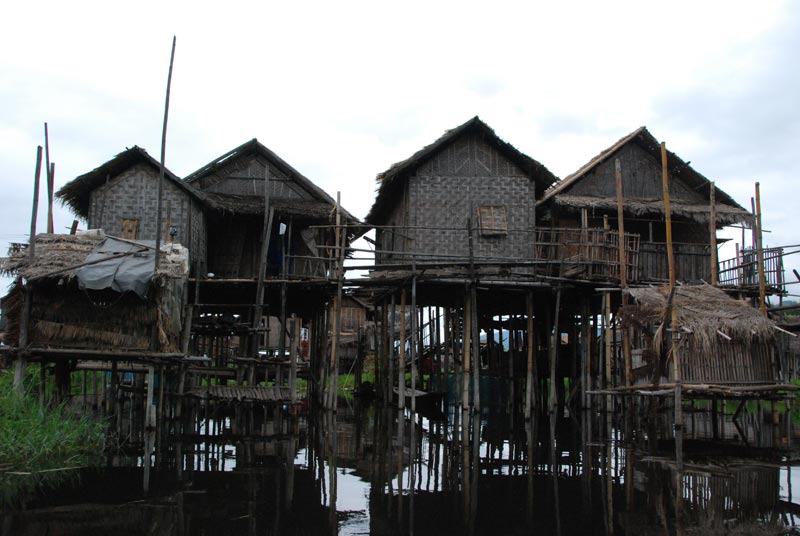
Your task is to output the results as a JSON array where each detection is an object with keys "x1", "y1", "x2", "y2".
[
  {"x1": 202, "y1": 192, "x2": 338, "y2": 219},
  {"x1": 56, "y1": 146, "x2": 205, "y2": 220},
  {"x1": 185, "y1": 138, "x2": 360, "y2": 225},
  {"x1": 366, "y1": 116, "x2": 558, "y2": 224},
  {"x1": 552, "y1": 194, "x2": 749, "y2": 225},
  {"x1": 623, "y1": 284, "x2": 775, "y2": 353},
  {"x1": 539, "y1": 127, "x2": 751, "y2": 226},
  {"x1": 1, "y1": 232, "x2": 188, "y2": 282}
]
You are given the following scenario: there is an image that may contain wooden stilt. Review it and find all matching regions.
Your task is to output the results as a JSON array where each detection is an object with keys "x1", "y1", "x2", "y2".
[
  {"x1": 615, "y1": 158, "x2": 632, "y2": 387},
  {"x1": 290, "y1": 313, "x2": 299, "y2": 404},
  {"x1": 463, "y1": 293, "x2": 472, "y2": 411},
  {"x1": 410, "y1": 274, "x2": 418, "y2": 412},
  {"x1": 470, "y1": 286, "x2": 480, "y2": 412},
  {"x1": 398, "y1": 290, "x2": 407, "y2": 409},
  {"x1": 661, "y1": 142, "x2": 682, "y2": 440},
  {"x1": 548, "y1": 289, "x2": 561, "y2": 414},
  {"x1": 14, "y1": 146, "x2": 44, "y2": 397},
  {"x1": 525, "y1": 291, "x2": 535, "y2": 420}
]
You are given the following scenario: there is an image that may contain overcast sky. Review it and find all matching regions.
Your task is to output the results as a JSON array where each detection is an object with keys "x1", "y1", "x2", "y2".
[{"x1": 2, "y1": 1, "x2": 798, "y2": 294}]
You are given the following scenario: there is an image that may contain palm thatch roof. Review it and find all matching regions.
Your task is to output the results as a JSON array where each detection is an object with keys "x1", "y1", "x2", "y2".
[
  {"x1": 185, "y1": 138, "x2": 360, "y2": 225},
  {"x1": 365, "y1": 116, "x2": 558, "y2": 224},
  {"x1": 202, "y1": 192, "x2": 338, "y2": 219},
  {"x1": 622, "y1": 284, "x2": 775, "y2": 354},
  {"x1": 539, "y1": 127, "x2": 751, "y2": 226},
  {"x1": 56, "y1": 146, "x2": 205, "y2": 220}
]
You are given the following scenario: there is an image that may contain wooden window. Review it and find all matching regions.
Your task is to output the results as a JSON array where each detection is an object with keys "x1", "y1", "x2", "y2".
[
  {"x1": 120, "y1": 218, "x2": 139, "y2": 239},
  {"x1": 477, "y1": 205, "x2": 508, "y2": 236}
]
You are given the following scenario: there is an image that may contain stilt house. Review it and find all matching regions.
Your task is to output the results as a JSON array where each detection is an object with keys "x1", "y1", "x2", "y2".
[
  {"x1": 185, "y1": 138, "x2": 359, "y2": 283},
  {"x1": 366, "y1": 116, "x2": 557, "y2": 280},
  {"x1": 537, "y1": 127, "x2": 751, "y2": 283},
  {"x1": 56, "y1": 147, "x2": 207, "y2": 273}
]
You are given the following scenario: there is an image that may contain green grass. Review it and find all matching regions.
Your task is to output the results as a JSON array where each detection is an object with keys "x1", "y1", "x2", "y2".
[{"x1": 0, "y1": 368, "x2": 106, "y2": 507}]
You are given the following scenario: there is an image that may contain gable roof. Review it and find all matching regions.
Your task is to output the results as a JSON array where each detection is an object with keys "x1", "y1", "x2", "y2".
[
  {"x1": 538, "y1": 127, "x2": 750, "y2": 225},
  {"x1": 56, "y1": 146, "x2": 204, "y2": 220},
  {"x1": 185, "y1": 138, "x2": 359, "y2": 225},
  {"x1": 365, "y1": 116, "x2": 558, "y2": 224}
]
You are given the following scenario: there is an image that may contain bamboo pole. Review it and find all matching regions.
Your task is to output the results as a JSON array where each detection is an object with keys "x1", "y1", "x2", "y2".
[
  {"x1": 13, "y1": 146, "x2": 43, "y2": 397},
  {"x1": 470, "y1": 284, "x2": 480, "y2": 412},
  {"x1": 290, "y1": 313, "x2": 299, "y2": 403},
  {"x1": 398, "y1": 289, "x2": 406, "y2": 409},
  {"x1": 44, "y1": 123, "x2": 54, "y2": 234},
  {"x1": 462, "y1": 293, "x2": 472, "y2": 411},
  {"x1": 154, "y1": 36, "x2": 176, "y2": 273},
  {"x1": 411, "y1": 272, "x2": 418, "y2": 413},
  {"x1": 615, "y1": 158, "x2": 632, "y2": 387},
  {"x1": 251, "y1": 164, "x2": 273, "y2": 357},
  {"x1": 328, "y1": 192, "x2": 345, "y2": 410},
  {"x1": 603, "y1": 291, "x2": 612, "y2": 411},
  {"x1": 389, "y1": 293, "x2": 396, "y2": 404},
  {"x1": 709, "y1": 182, "x2": 718, "y2": 286},
  {"x1": 548, "y1": 289, "x2": 561, "y2": 414},
  {"x1": 755, "y1": 182, "x2": 767, "y2": 316},
  {"x1": 661, "y1": 142, "x2": 682, "y2": 437}
]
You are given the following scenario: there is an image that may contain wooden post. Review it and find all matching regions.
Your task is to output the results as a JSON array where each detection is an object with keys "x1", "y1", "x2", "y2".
[
  {"x1": 328, "y1": 192, "x2": 344, "y2": 410},
  {"x1": 411, "y1": 273, "x2": 418, "y2": 413},
  {"x1": 525, "y1": 293, "x2": 535, "y2": 419},
  {"x1": 388, "y1": 294, "x2": 396, "y2": 404},
  {"x1": 154, "y1": 36, "x2": 176, "y2": 273},
  {"x1": 470, "y1": 285, "x2": 480, "y2": 413},
  {"x1": 290, "y1": 314, "x2": 299, "y2": 403},
  {"x1": 462, "y1": 293, "x2": 472, "y2": 411},
  {"x1": 14, "y1": 146, "x2": 44, "y2": 397},
  {"x1": 44, "y1": 123, "x2": 54, "y2": 234},
  {"x1": 603, "y1": 291, "x2": 612, "y2": 410},
  {"x1": 662, "y1": 142, "x2": 682, "y2": 438},
  {"x1": 615, "y1": 158, "x2": 632, "y2": 387},
  {"x1": 661, "y1": 143, "x2": 676, "y2": 289},
  {"x1": 548, "y1": 289, "x2": 561, "y2": 414},
  {"x1": 709, "y1": 182, "x2": 718, "y2": 286},
  {"x1": 251, "y1": 164, "x2": 274, "y2": 357},
  {"x1": 143, "y1": 365, "x2": 156, "y2": 494},
  {"x1": 755, "y1": 182, "x2": 767, "y2": 316},
  {"x1": 398, "y1": 289, "x2": 406, "y2": 409}
]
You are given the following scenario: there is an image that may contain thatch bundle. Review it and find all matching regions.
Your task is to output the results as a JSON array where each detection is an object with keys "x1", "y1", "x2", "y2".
[
  {"x1": 1, "y1": 232, "x2": 188, "y2": 281},
  {"x1": 622, "y1": 284, "x2": 775, "y2": 354}
]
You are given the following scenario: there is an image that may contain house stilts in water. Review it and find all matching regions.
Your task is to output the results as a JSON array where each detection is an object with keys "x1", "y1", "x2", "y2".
[
  {"x1": 1, "y1": 119, "x2": 795, "y2": 437},
  {"x1": 360, "y1": 118, "x2": 795, "y2": 417}
]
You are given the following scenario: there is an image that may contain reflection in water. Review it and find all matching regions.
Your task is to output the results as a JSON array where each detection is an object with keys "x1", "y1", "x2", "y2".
[{"x1": 2, "y1": 396, "x2": 800, "y2": 535}]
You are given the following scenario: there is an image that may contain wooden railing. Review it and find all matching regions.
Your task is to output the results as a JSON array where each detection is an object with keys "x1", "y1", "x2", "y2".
[
  {"x1": 535, "y1": 227, "x2": 639, "y2": 281},
  {"x1": 718, "y1": 247, "x2": 784, "y2": 290}
]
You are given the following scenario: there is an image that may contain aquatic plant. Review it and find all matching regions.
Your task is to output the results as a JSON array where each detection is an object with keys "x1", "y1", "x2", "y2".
[{"x1": 0, "y1": 369, "x2": 106, "y2": 507}]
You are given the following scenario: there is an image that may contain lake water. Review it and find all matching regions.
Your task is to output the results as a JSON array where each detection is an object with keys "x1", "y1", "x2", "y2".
[{"x1": 3, "y1": 396, "x2": 800, "y2": 535}]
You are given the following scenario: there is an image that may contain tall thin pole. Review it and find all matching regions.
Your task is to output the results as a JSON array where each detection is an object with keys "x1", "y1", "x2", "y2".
[
  {"x1": 709, "y1": 183, "x2": 718, "y2": 286},
  {"x1": 44, "y1": 123, "x2": 54, "y2": 234},
  {"x1": 525, "y1": 291, "x2": 534, "y2": 420},
  {"x1": 615, "y1": 158, "x2": 632, "y2": 386},
  {"x1": 661, "y1": 143, "x2": 676, "y2": 289},
  {"x1": 662, "y1": 142, "x2": 682, "y2": 439},
  {"x1": 154, "y1": 36, "x2": 177, "y2": 272},
  {"x1": 755, "y1": 182, "x2": 767, "y2": 316},
  {"x1": 13, "y1": 146, "x2": 43, "y2": 397}
]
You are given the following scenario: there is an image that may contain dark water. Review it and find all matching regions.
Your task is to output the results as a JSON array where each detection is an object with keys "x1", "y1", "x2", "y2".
[{"x1": 3, "y1": 396, "x2": 800, "y2": 535}]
